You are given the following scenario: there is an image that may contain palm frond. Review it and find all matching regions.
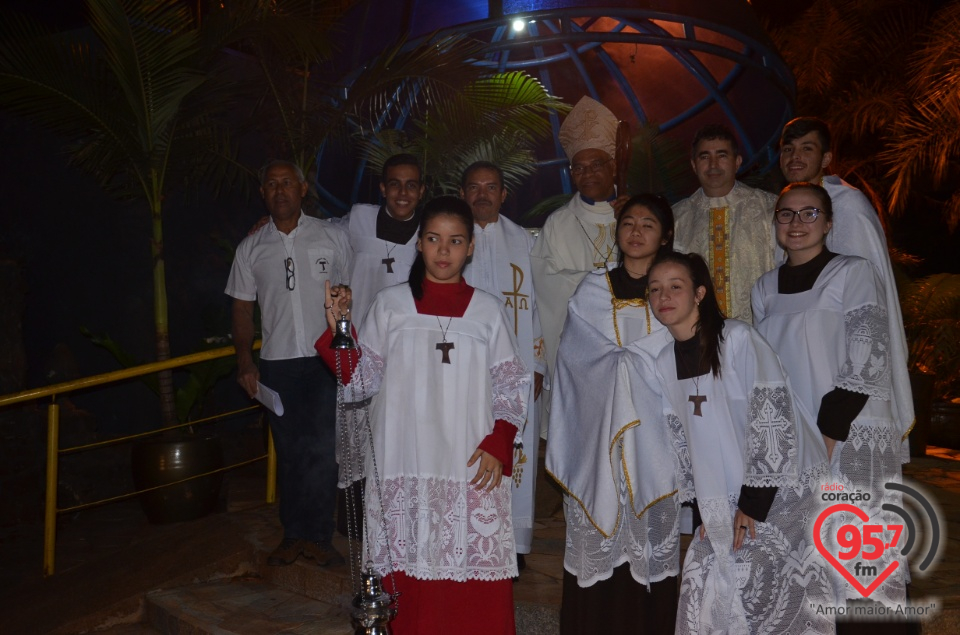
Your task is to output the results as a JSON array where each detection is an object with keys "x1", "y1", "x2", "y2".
[
  {"x1": 882, "y1": 94, "x2": 960, "y2": 215},
  {"x1": 343, "y1": 33, "x2": 490, "y2": 134},
  {"x1": 355, "y1": 70, "x2": 564, "y2": 201}
]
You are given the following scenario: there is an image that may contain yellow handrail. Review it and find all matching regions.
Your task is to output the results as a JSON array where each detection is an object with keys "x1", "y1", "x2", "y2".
[
  {"x1": 0, "y1": 341, "x2": 261, "y2": 408},
  {"x1": 0, "y1": 340, "x2": 273, "y2": 577}
]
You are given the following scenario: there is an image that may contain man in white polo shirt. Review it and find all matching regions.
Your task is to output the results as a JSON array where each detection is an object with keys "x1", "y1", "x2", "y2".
[{"x1": 227, "y1": 159, "x2": 353, "y2": 566}]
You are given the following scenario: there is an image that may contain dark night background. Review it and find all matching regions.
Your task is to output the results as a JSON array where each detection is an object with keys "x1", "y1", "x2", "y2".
[{"x1": 0, "y1": 0, "x2": 958, "y2": 433}]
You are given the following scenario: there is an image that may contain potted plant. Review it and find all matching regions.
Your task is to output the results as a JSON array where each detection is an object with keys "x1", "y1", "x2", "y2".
[{"x1": 84, "y1": 329, "x2": 235, "y2": 522}]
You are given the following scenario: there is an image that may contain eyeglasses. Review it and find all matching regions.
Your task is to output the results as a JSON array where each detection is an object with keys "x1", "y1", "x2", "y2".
[
  {"x1": 775, "y1": 207, "x2": 822, "y2": 224},
  {"x1": 569, "y1": 158, "x2": 613, "y2": 176},
  {"x1": 285, "y1": 257, "x2": 295, "y2": 290}
]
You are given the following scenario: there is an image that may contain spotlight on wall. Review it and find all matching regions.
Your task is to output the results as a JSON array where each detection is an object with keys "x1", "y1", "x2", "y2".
[{"x1": 512, "y1": 19, "x2": 525, "y2": 32}]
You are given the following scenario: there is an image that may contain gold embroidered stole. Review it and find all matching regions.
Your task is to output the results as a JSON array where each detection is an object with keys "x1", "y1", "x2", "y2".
[{"x1": 709, "y1": 206, "x2": 731, "y2": 316}]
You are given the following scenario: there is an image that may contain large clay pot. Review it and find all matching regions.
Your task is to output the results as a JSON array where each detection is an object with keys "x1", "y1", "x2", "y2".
[{"x1": 131, "y1": 434, "x2": 223, "y2": 524}]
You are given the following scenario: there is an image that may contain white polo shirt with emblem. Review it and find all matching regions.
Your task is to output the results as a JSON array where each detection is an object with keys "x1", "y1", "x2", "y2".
[{"x1": 226, "y1": 212, "x2": 353, "y2": 360}]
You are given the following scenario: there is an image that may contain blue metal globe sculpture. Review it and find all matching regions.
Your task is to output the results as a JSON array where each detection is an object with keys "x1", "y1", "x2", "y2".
[{"x1": 318, "y1": 0, "x2": 794, "y2": 214}]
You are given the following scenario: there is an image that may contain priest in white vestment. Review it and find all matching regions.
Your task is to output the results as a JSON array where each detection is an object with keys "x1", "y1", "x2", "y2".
[
  {"x1": 779, "y1": 117, "x2": 915, "y2": 458},
  {"x1": 531, "y1": 96, "x2": 629, "y2": 434},
  {"x1": 672, "y1": 123, "x2": 777, "y2": 325},
  {"x1": 460, "y1": 161, "x2": 546, "y2": 561}
]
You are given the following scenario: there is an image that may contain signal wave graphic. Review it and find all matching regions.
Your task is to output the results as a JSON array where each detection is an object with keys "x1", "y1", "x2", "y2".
[{"x1": 882, "y1": 482, "x2": 941, "y2": 572}]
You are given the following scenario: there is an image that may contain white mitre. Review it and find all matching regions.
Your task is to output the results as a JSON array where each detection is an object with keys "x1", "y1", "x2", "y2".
[{"x1": 558, "y1": 96, "x2": 618, "y2": 160}]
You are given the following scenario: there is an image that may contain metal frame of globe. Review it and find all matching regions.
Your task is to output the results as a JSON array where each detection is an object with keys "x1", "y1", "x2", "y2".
[{"x1": 316, "y1": 2, "x2": 794, "y2": 211}]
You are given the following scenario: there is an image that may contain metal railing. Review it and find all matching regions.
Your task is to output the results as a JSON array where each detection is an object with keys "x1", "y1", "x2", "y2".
[{"x1": 0, "y1": 342, "x2": 276, "y2": 577}]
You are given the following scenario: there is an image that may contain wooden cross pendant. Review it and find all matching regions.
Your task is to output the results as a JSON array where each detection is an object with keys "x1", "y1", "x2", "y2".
[
  {"x1": 436, "y1": 342, "x2": 455, "y2": 364},
  {"x1": 381, "y1": 257, "x2": 395, "y2": 273},
  {"x1": 689, "y1": 395, "x2": 707, "y2": 417}
]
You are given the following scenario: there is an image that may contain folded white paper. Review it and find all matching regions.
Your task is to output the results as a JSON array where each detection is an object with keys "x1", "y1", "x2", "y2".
[{"x1": 255, "y1": 381, "x2": 284, "y2": 416}]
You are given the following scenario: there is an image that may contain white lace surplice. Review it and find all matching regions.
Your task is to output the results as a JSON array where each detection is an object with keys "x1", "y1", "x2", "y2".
[
  {"x1": 773, "y1": 176, "x2": 915, "y2": 455},
  {"x1": 753, "y1": 255, "x2": 908, "y2": 607},
  {"x1": 342, "y1": 284, "x2": 529, "y2": 582},
  {"x1": 658, "y1": 320, "x2": 835, "y2": 634},
  {"x1": 546, "y1": 270, "x2": 679, "y2": 587}
]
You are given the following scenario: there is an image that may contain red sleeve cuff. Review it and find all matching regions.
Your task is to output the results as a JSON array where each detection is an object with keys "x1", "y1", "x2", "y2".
[
  {"x1": 314, "y1": 327, "x2": 360, "y2": 384},
  {"x1": 478, "y1": 419, "x2": 518, "y2": 477}
]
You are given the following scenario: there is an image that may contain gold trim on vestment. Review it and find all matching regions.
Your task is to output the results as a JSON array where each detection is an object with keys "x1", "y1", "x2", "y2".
[
  {"x1": 902, "y1": 417, "x2": 916, "y2": 442},
  {"x1": 546, "y1": 468, "x2": 621, "y2": 539},
  {"x1": 604, "y1": 271, "x2": 652, "y2": 346},
  {"x1": 709, "y1": 206, "x2": 731, "y2": 316},
  {"x1": 612, "y1": 419, "x2": 642, "y2": 513},
  {"x1": 633, "y1": 489, "x2": 679, "y2": 520}
]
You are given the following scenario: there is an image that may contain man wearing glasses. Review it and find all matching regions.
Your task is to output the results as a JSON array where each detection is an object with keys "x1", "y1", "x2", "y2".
[
  {"x1": 531, "y1": 95, "x2": 629, "y2": 434},
  {"x1": 779, "y1": 116, "x2": 914, "y2": 461},
  {"x1": 671, "y1": 123, "x2": 777, "y2": 325},
  {"x1": 226, "y1": 159, "x2": 353, "y2": 567}
]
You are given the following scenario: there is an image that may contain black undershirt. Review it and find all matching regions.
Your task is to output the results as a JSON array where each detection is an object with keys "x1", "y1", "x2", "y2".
[
  {"x1": 375, "y1": 205, "x2": 420, "y2": 244},
  {"x1": 673, "y1": 336, "x2": 777, "y2": 523},
  {"x1": 609, "y1": 265, "x2": 648, "y2": 300},
  {"x1": 777, "y1": 248, "x2": 868, "y2": 441}
]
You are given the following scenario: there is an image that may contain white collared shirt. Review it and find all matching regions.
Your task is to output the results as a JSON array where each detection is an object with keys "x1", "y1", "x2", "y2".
[{"x1": 226, "y1": 212, "x2": 353, "y2": 360}]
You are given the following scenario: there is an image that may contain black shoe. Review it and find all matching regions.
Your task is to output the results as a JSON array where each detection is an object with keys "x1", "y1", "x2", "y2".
[{"x1": 267, "y1": 539, "x2": 303, "y2": 566}]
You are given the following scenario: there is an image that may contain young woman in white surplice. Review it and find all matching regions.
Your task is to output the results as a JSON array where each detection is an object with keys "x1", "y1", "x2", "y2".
[
  {"x1": 546, "y1": 194, "x2": 680, "y2": 634},
  {"x1": 317, "y1": 197, "x2": 529, "y2": 635},
  {"x1": 752, "y1": 183, "x2": 908, "y2": 622},
  {"x1": 648, "y1": 252, "x2": 835, "y2": 634}
]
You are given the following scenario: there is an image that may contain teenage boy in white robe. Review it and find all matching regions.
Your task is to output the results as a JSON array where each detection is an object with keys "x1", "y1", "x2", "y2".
[
  {"x1": 460, "y1": 161, "x2": 546, "y2": 569},
  {"x1": 333, "y1": 153, "x2": 425, "y2": 326},
  {"x1": 779, "y1": 117, "x2": 914, "y2": 458}
]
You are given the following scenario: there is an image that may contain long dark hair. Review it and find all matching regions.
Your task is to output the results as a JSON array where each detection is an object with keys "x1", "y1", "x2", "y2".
[
  {"x1": 408, "y1": 196, "x2": 475, "y2": 300},
  {"x1": 616, "y1": 193, "x2": 675, "y2": 268},
  {"x1": 650, "y1": 251, "x2": 726, "y2": 378}
]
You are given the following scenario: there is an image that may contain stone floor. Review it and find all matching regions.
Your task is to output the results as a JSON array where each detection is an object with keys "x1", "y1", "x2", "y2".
[{"x1": 1, "y1": 445, "x2": 959, "y2": 633}]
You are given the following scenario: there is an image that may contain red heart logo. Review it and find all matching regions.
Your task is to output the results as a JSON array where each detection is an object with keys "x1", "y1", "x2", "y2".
[{"x1": 813, "y1": 503, "x2": 900, "y2": 598}]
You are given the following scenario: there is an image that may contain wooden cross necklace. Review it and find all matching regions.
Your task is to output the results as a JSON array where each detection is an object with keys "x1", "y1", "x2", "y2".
[
  {"x1": 381, "y1": 242, "x2": 398, "y2": 273},
  {"x1": 435, "y1": 316, "x2": 455, "y2": 364},
  {"x1": 679, "y1": 343, "x2": 707, "y2": 417}
]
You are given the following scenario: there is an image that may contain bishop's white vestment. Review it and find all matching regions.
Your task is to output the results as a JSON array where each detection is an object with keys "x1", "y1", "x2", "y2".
[{"x1": 531, "y1": 195, "x2": 618, "y2": 436}]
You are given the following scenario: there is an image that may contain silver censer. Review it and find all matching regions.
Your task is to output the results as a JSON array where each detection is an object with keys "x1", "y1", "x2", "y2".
[
  {"x1": 352, "y1": 567, "x2": 397, "y2": 634},
  {"x1": 331, "y1": 316, "x2": 356, "y2": 349}
]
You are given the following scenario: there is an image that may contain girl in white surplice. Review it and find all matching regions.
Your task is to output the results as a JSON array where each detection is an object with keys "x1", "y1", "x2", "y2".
[
  {"x1": 546, "y1": 194, "x2": 680, "y2": 634},
  {"x1": 648, "y1": 252, "x2": 835, "y2": 634},
  {"x1": 752, "y1": 183, "x2": 909, "y2": 630},
  {"x1": 316, "y1": 197, "x2": 529, "y2": 635}
]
